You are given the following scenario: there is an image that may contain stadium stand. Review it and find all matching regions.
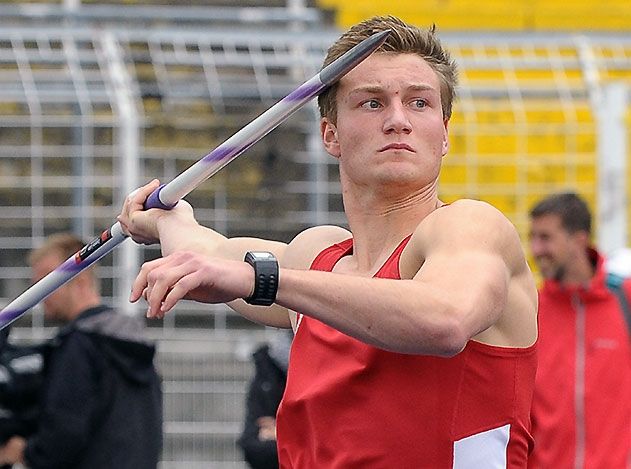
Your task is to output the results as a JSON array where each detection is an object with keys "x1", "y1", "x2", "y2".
[
  {"x1": 317, "y1": 0, "x2": 631, "y2": 31},
  {"x1": 0, "y1": 2, "x2": 629, "y2": 467}
]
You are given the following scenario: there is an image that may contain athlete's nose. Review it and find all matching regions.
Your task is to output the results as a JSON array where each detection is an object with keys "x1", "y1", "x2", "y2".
[{"x1": 383, "y1": 101, "x2": 412, "y2": 134}]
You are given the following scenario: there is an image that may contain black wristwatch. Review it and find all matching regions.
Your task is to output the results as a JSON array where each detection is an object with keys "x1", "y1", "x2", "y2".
[{"x1": 243, "y1": 251, "x2": 279, "y2": 306}]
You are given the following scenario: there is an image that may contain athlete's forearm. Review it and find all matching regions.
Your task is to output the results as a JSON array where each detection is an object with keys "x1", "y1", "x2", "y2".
[
  {"x1": 157, "y1": 215, "x2": 227, "y2": 258},
  {"x1": 275, "y1": 268, "x2": 503, "y2": 356},
  {"x1": 157, "y1": 217, "x2": 289, "y2": 270}
]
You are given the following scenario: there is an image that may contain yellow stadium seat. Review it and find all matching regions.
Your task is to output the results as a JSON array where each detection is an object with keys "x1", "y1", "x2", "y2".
[
  {"x1": 440, "y1": 164, "x2": 468, "y2": 185},
  {"x1": 318, "y1": 0, "x2": 631, "y2": 31}
]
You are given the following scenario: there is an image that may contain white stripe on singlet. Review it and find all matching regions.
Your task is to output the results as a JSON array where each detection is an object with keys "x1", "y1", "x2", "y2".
[{"x1": 453, "y1": 423, "x2": 510, "y2": 468}]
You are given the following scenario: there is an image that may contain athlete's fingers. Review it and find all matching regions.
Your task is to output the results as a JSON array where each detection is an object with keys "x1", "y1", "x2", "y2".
[
  {"x1": 118, "y1": 179, "x2": 161, "y2": 239},
  {"x1": 144, "y1": 270, "x2": 172, "y2": 318},
  {"x1": 130, "y1": 256, "x2": 169, "y2": 303},
  {"x1": 160, "y1": 271, "x2": 207, "y2": 314},
  {"x1": 131, "y1": 179, "x2": 160, "y2": 206},
  {"x1": 144, "y1": 257, "x2": 199, "y2": 317},
  {"x1": 120, "y1": 179, "x2": 158, "y2": 220}
]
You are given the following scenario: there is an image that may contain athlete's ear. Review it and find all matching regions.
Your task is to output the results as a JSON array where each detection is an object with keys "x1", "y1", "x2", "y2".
[
  {"x1": 441, "y1": 118, "x2": 450, "y2": 156},
  {"x1": 321, "y1": 117, "x2": 341, "y2": 158}
]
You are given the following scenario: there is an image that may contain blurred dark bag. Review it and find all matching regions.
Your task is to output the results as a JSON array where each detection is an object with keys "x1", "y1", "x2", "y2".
[
  {"x1": 606, "y1": 273, "x2": 631, "y2": 339},
  {"x1": 0, "y1": 338, "x2": 48, "y2": 444}
]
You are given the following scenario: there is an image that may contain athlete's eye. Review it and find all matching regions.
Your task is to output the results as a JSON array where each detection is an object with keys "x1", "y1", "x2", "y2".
[
  {"x1": 361, "y1": 99, "x2": 381, "y2": 109},
  {"x1": 412, "y1": 99, "x2": 427, "y2": 109}
]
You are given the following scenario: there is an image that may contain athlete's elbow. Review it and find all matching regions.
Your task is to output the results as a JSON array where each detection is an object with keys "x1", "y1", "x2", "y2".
[
  {"x1": 401, "y1": 318, "x2": 467, "y2": 357},
  {"x1": 433, "y1": 325, "x2": 468, "y2": 357}
]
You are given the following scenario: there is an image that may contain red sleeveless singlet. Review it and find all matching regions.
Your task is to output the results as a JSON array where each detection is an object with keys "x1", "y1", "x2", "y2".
[{"x1": 276, "y1": 236, "x2": 537, "y2": 468}]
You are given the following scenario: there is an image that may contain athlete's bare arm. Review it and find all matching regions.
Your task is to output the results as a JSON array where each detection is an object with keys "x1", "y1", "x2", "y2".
[
  {"x1": 119, "y1": 179, "x2": 350, "y2": 329},
  {"x1": 405, "y1": 200, "x2": 538, "y2": 349},
  {"x1": 119, "y1": 179, "x2": 291, "y2": 327},
  {"x1": 271, "y1": 200, "x2": 537, "y2": 355},
  {"x1": 129, "y1": 186, "x2": 537, "y2": 356}
]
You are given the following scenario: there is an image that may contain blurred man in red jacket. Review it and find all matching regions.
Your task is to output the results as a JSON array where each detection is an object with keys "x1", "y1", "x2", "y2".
[{"x1": 528, "y1": 192, "x2": 631, "y2": 468}]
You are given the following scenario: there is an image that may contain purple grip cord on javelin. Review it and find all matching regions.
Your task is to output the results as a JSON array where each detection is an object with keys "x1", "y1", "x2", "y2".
[
  {"x1": 284, "y1": 81, "x2": 328, "y2": 102},
  {"x1": 144, "y1": 184, "x2": 175, "y2": 211}
]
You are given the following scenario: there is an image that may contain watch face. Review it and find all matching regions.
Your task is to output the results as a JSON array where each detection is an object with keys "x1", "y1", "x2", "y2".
[{"x1": 253, "y1": 252, "x2": 275, "y2": 260}]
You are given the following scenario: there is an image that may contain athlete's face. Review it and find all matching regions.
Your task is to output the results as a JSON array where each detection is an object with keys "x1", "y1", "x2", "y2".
[
  {"x1": 320, "y1": 53, "x2": 449, "y2": 191},
  {"x1": 529, "y1": 214, "x2": 584, "y2": 281}
]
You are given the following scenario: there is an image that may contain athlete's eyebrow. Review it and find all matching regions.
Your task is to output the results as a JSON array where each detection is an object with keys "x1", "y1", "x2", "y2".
[
  {"x1": 348, "y1": 85, "x2": 385, "y2": 96},
  {"x1": 406, "y1": 84, "x2": 437, "y2": 93},
  {"x1": 348, "y1": 83, "x2": 436, "y2": 97}
]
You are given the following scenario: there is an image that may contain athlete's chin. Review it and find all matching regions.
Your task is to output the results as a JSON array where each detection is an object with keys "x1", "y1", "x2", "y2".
[
  {"x1": 373, "y1": 172, "x2": 430, "y2": 193},
  {"x1": 376, "y1": 150, "x2": 416, "y2": 163}
]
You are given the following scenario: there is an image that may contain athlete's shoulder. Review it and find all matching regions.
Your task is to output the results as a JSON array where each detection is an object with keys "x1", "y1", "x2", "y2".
[
  {"x1": 406, "y1": 199, "x2": 523, "y2": 268},
  {"x1": 417, "y1": 199, "x2": 517, "y2": 241},
  {"x1": 434, "y1": 198, "x2": 509, "y2": 221},
  {"x1": 282, "y1": 225, "x2": 351, "y2": 270}
]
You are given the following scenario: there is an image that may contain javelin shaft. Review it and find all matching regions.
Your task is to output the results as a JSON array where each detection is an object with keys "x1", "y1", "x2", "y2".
[
  {"x1": 146, "y1": 29, "x2": 391, "y2": 209},
  {"x1": 146, "y1": 74, "x2": 328, "y2": 209},
  {"x1": 0, "y1": 223, "x2": 127, "y2": 329},
  {"x1": 0, "y1": 30, "x2": 390, "y2": 330}
]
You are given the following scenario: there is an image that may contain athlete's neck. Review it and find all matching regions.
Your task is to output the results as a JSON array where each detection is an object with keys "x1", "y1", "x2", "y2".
[{"x1": 343, "y1": 190, "x2": 441, "y2": 272}]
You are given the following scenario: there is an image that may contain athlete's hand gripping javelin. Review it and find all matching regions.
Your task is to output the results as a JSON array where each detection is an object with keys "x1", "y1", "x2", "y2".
[
  {"x1": 118, "y1": 178, "x2": 195, "y2": 246},
  {"x1": 119, "y1": 178, "x2": 291, "y2": 327}
]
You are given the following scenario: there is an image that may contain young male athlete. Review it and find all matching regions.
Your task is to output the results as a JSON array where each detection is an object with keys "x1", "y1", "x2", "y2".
[{"x1": 119, "y1": 15, "x2": 538, "y2": 468}]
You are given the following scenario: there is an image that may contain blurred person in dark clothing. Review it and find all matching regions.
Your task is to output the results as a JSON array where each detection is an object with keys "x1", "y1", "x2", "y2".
[
  {"x1": 239, "y1": 331, "x2": 292, "y2": 469},
  {"x1": 0, "y1": 233, "x2": 163, "y2": 469},
  {"x1": 0, "y1": 333, "x2": 45, "y2": 469}
]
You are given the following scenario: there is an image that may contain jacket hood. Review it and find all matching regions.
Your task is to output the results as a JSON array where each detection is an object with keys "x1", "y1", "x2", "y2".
[{"x1": 60, "y1": 306, "x2": 158, "y2": 385}]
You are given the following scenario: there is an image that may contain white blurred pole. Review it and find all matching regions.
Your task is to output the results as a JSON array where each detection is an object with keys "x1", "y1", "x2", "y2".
[
  {"x1": 596, "y1": 83, "x2": 628, "y2": 254},
  {"x1": 288, "y1": 0, "x2": 307, "y2": 82},
  {"x1": 63, "y1": 0, "x2": 80, "y2": 12},
  {"x1": 287, "y1": 0, "x2": 306, "y2": 18},
  {"x1": 101, "y1": 33, "x2": 140, "y2": 316}
]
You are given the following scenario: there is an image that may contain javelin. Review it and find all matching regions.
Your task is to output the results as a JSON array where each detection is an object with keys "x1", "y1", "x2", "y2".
[{"x1": 0, "y1": 29, "x2": 391, "y2": 330}]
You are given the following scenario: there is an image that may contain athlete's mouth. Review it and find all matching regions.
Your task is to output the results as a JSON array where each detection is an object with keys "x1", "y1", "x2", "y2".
[{"x1": 379, "y1": 143, "x2": 415, "y2": 152}]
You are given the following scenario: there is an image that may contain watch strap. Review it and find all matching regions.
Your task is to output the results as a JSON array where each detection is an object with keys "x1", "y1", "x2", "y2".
[{"x1": 243, "y1": 251, "x2": 278, "y2": 306}]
